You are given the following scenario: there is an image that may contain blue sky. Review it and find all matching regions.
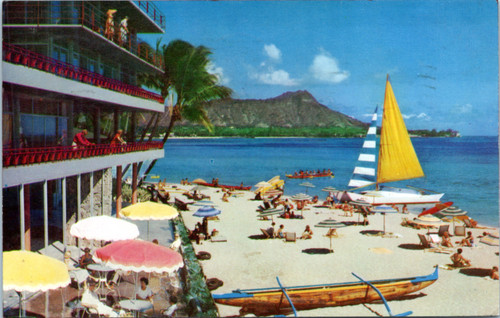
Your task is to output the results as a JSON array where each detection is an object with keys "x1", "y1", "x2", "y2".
[{"x1": 145, "y1": 0, "x2": 498, "y2": 136}]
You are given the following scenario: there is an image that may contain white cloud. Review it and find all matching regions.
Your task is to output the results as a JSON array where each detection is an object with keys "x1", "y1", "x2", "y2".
[
  {"x1": 253, "y1": 68, "x2": 299, "y2": 86},
  {"x1": 263, "y1": 44, "x2": 282, "y2": 61},
  {"x1": 309, "y1": 51, "x2": 349, "y2": 83},
  {"x1": 403, "y1": 112, "x2": 431, "y2": 121},
  {"x1": 457, "y1": 103, "x2": 472, "y2": 114},
  {"x1": 207, "y1": 62, "x2": 230, "y2": 85}
]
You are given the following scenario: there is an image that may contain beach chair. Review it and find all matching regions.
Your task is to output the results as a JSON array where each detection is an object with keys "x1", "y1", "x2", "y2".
[
  {"x1": 260, "y1": 228, "x2": 273, "y2": 239},
  {"x1": 418, "y1": 234, "x2": 452, "y2": 254},
  {"x1": 175, "y1": 198, "x2": 191, "y2": 211},
  {"x1": 438, "y1": 224, "x2": 450, "y2": 236},
  {"x1": 211, "y1": 236, "x2": 227, "y2": 242},
  {"x1": 454, "y1": 225, "x2": 466, "y2": 236},
  {"x1": 285, "y1": 232, "x2": 296, "y2": 242},
  {"x1": 429, "y1": 234, "x2": 441, "y2": 245}
]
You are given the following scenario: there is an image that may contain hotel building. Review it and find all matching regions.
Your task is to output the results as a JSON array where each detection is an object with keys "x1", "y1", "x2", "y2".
[{"x1": 2, "y1": 1, "x2": 167, "y2": 252}]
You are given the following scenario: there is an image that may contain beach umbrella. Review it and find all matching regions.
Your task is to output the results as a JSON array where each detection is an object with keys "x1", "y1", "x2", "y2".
[
  {"x1": 480, "y1": 233, "x2": 499, "y2": 246},
  {"x1": 192, "y1": 178, "x2": 208, "y2": 184},
  {"x1": 94, "y1": 239, "x2": 183, "y2": 274},
  {"x1": 299, "y1": 182, "x2": 315, "y2": 194},
  {"x1": 418, "y1": 201, "x2": 453, "y2": 217},
  {"x1": 435, "y1": 206, "x2": 467, "y2": 231},
  {"x1": 412, "y1": 215, "x2": 444, "y2": 232},
  {"x1": 191, "y1": 185, "x2": 208, "y2": 192},
  {"x1": 315, "y1": 218, "x2": 346, "y2": 252},
  {"x1": 121, "y1": 201, "x2": 179, "y2": 239},
  {"x1": 291, "y1": 193, "x2": 312, "y2": 201},
  {"x1": 371, "y1": 205, "x2": 398, "y2": 234},
  {"x1": 322, "y1": 186, "x2": 337, "y2": 192},
  {"x1": 257, "y1": 207, "x2": 285, "y2": 221},
  {"x1": 193, "y1": 206, "x2": 222, "y2": 218},
  {"x1": 192, "y1": 200, "x2": 216, "y2": 207},
  {"x1": 4, "y1": 250, "x2": 70, "y2": 316},
  {"x1": 70, "y1": 215, "x2": 140, "y2": 242}
]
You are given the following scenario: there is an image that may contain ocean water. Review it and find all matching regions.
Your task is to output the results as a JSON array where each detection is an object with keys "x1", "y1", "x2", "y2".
[{"x1": 147, "y1": 136, "x2": 499, "y2": 227}]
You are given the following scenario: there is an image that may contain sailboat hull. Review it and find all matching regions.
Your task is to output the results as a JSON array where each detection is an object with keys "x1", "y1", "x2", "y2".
[{"x1": 340, "y1": 190, "x2": 444, "y2": 205}]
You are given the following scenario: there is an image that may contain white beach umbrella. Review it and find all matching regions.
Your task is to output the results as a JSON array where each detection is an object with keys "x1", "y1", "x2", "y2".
[
  {"x1": 299, "y1": 182, "x2": 315, "y2": 194},
  {"x1": 70, "y1": 215, "x2": 140, "y2": 242}
]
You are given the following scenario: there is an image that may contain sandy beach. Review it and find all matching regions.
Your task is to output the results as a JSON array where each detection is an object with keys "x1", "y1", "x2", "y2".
[{"x1": 166, "y1": 182, "x2": 499, "y2": 317}]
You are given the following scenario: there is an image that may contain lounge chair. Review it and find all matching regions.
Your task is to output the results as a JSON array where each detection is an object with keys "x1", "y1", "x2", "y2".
[
  {"x1": 175, "y1": 198, "x2": 192, "y2": 211},
  {"x1": 454, "y1": 225, "x2": 466, "y2": 236},
  {"x1": 285, "y1": 232, "x2": 296, "y2": 242},
  {"x1": 211, "y1": 236, "x2": 227, "y2": 242},
  {"x1": 260, "y1": 228, "x2": 273, "y2": 239},
  {"x1": 418, "y1": 234, "x2": 452, "y2": 254}
]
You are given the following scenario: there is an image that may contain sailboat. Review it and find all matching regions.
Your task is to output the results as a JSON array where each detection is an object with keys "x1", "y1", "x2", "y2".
[{"x1": 338, "y1": 76, "x2": 444, "y2": 205}]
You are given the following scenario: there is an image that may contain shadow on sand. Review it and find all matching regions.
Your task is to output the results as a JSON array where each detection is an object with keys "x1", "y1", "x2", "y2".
[
  {"x1": 248, "y1": 234, "x2": 268, "y2": 240},
  {"x1": 398, "y1": 243, "x2": 425, "y2": 250},
  {"x1": 302, "y1": 248, "x2": 332, "y2": 255},
  {"x1": 459, "y1": 267, "x2": 492, "y2": 277}
]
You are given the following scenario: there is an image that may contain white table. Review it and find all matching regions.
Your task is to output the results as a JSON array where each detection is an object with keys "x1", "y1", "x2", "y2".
[
  {"x1": 119, "y1": 299, "x2": 153, "y2": 317},
  {"x1": 87, "y1": 263, "x2": 114, "y2": 296}
]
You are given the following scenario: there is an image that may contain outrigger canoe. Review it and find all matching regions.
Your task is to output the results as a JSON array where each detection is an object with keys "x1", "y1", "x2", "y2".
[
  {"x1": 286, "y1": 171, "x2": 334, "y2": 179},
  {"x1": 212, "y1": 267, "x2": 438, "y2": 316}
]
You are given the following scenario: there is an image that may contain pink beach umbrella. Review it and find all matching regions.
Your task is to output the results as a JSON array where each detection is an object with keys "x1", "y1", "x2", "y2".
[{"x1": 94, "y1": 239, "x2": 184, "y2": 274}]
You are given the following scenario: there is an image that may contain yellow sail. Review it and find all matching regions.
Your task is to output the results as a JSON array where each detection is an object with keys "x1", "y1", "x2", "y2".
[{"x1": 377, "y1": 77, "x2": 424, "y2": 184}]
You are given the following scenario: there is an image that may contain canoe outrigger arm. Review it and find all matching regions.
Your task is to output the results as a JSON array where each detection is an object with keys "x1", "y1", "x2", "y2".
[
  {"x1": 275, "y1": 276, "x2": 298, "y2": 317},
  {"x1": 351, "y1": 272, "x2": 413, "y2": 317}
]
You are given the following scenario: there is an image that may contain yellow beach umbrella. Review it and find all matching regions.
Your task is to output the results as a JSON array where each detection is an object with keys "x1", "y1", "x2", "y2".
[
  {"x1": 121, "y1": 201, "x2": 179, "y2": 239},
  {"x1": 4, "y1": 250, "x2": 70, "y2": 316},
  {"x1": 121, "y1": 201, "x2": 179, "y2": 220},
  {"x1": 4, "y1": 250, "x2": 70, "y2": 292}
]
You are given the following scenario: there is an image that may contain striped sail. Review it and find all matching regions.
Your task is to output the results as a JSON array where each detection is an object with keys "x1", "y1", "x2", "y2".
[{"x1": 348, "y1": 106, "x2": 378, "y2": 188}]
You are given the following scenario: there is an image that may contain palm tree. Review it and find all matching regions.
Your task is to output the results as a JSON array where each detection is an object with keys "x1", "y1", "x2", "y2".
[{"x1": 137, "y1": 39, "x2": 232, "y2": 183}]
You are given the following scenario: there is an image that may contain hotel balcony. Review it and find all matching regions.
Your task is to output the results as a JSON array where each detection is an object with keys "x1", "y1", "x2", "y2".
[
  {"x1": 2, "y1": 142, "x2": 164, "y2": 187},
  {"x1": 3, "y1": 43, "x2": 164, "y2": 112},
  {"x1": 3, "y1": 1, "x2": 165, "y2": 71}
]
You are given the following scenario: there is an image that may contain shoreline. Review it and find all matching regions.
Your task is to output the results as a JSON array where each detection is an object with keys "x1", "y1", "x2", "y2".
[{"x1": 162, "y1": 181, "x2": 499, "y2": 316}]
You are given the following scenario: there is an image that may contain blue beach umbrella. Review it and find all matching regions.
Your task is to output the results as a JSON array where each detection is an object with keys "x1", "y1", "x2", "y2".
[
  {"x1": 193, "y1": 206, "x2": 221, "y2": 218},
  {"x1": 371, "y1": 205, "x2": 398, "y2": 234}
]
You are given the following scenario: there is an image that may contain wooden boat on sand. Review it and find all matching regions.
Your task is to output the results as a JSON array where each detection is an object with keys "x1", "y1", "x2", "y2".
[{"x1": 212, "y1": 267, "x2": 438, "y2": 316}]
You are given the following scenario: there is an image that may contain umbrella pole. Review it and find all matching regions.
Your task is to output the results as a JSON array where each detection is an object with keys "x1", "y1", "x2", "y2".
[
  {"x1": 383, "y1": 213, "x2": 386, "y2": 234},
  {"x1": 148, "y1": 221, "x2": 150, "y2": 241},
  {"x1": 16, "y1": 291, "x2": 25, "y2": 317},
  {"x1": 330, "y1": 236, "x2": 333, "y2": 253}
]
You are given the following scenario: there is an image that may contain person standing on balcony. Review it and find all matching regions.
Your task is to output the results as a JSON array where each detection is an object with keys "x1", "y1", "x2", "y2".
[
  {"x1": 72, "y1": 129, "x2": 94, "y2": 148},
  {"x1": 105, "y1": 9, "x2": 117, "y2": 41},
  {"x1": 119, "y1": 16, "x2": 129, "y2": 47},
  {"x1": 111, "y1": 129, "x2": 127, "y2": 146}
]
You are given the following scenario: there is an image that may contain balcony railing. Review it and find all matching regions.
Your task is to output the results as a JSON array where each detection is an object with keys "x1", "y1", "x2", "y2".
[
  {"x1": 3, "y1": 1, "x2": 164, "y2": 69},
  {"x1": 3, "y1": 43, "x2": 164, "y2": 104},
  {"x1": 135, "y1": 1, "x2": 166, "y2": 31},
  {"x1": 3, "y1": 141, "x2": 164, "y2": 168}
]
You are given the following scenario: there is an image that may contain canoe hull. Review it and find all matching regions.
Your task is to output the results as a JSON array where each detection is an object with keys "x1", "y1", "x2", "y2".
[
  {"x1": 213, "y1": 268, "x2": 438, "y2": 316},
  {"x1": 286, "y1": 172, "x2": 334, "y2": 179}
]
